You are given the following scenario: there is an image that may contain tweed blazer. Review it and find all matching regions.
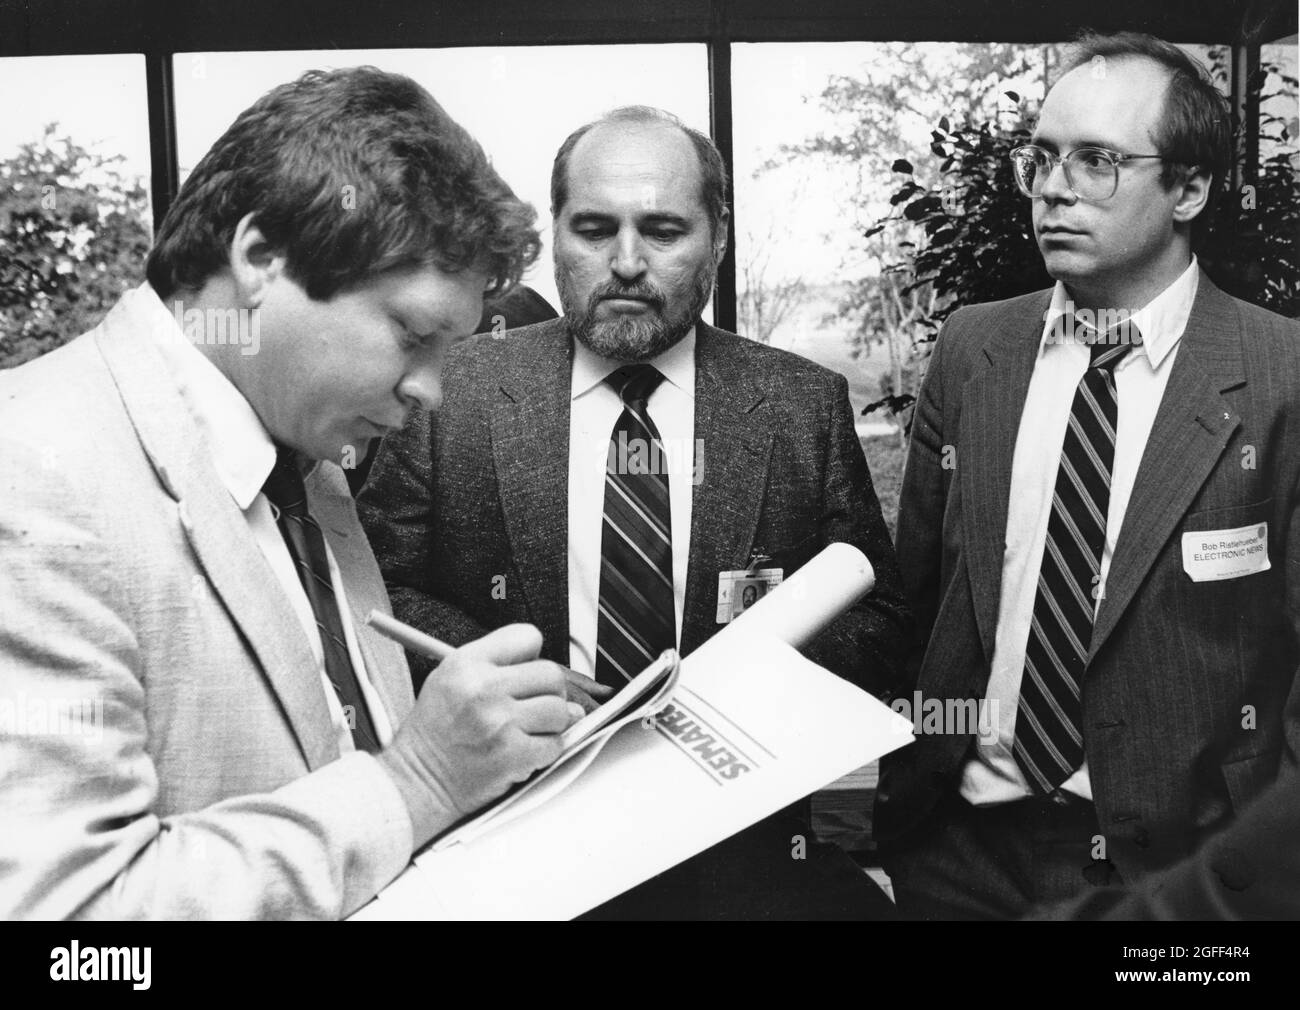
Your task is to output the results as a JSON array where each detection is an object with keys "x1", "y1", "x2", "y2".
[{"x1": 358, "y1": 318, "x2": 912, "y2": 697}]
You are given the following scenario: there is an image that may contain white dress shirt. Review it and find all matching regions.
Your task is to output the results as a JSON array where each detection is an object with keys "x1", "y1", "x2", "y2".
[
  {"x1": 961, "y1": 258, "x2": 1200, "y2": 804},
  {"x1": 147, "y1": 284, "x2": 393, "y2": 753},
  {"x1": 567, "y1": 329, "x2": 697, "y2": 677}
]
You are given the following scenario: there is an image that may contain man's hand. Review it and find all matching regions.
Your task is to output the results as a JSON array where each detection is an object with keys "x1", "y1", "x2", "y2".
[
  {"x1": 564, "y1": 668, "x2": 616, "y2": 714},
  {"x1": 378, "y1": 623, "x2": 582, "y2": 847}
]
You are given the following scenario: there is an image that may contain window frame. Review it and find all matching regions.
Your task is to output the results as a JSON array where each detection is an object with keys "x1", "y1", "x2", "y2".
[{"x1": 3, "y1": 0, "x2": 1291, "y2": 332}]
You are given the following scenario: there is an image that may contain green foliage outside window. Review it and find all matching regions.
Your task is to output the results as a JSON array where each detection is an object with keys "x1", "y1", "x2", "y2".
[
  {"x1": 865, "y1": 51, "x2": 1298, "y2": 424},
  {"x1": 0, "y1": 124, "x2": 152, "y2": 370}
]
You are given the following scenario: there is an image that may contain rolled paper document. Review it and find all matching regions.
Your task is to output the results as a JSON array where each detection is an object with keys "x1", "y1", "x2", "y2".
[{"x1": 724, "y1": 542, "x2": 875, "y2": 649}]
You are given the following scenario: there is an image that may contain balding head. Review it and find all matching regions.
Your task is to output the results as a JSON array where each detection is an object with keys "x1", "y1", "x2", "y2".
[{"x1": 551, "y1": 106, "x2": 728, "y2": 240}]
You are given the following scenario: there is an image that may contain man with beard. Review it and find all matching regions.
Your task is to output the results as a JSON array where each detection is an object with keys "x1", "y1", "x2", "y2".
[{"x1": 357, "y1": 106, "x2": 912, "y2": 918}]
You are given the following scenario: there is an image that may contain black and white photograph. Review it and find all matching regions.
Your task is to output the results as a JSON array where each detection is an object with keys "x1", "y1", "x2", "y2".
[{"x1": 0, "y1": 0, "x2": 1296, "y2": 983}]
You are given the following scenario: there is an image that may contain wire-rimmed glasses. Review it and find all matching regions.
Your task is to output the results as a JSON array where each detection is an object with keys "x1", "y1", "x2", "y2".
[{"x1": 1010, "y1": 145, "x2": 1165, "y2": 201}]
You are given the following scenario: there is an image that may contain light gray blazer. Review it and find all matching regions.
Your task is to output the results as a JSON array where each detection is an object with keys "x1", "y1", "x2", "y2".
[{"x1": 0, "y1": 291, "x2": 416, "y2": 919}]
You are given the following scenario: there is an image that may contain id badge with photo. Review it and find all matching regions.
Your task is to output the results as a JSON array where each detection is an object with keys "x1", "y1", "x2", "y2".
[{"x1": 716, "y1": 567, "x2": 784, "y2": 623}]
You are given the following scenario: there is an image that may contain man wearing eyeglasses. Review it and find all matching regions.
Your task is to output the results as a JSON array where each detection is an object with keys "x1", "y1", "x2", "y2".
[{"x1": 876, "y1": 31, "x2": 1300, "y2": 919}]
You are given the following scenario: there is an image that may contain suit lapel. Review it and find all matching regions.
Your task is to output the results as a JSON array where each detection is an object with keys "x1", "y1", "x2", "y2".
[
  {"x1": 490, "y1": 321, "x2": 573, "y2": 655},
  {"x1": 1089, "y1": 276, "x2": 1245, "y2": 660},
  {"x1": 680, "y1": 324, "x2": 773, "y2": 655},
  {"x1": 93, "y1": 303, "x2": 340, "y2": 771},
  {"x1": 310, "y1": 468, "x2": 415, "y2": 722},
  {"x1": 959, "y1": 297, "x2": 1048, "y2": 659}
]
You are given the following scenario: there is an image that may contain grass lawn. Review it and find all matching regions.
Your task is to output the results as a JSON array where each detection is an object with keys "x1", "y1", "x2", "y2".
[
  {"x1": 861, "y1": 436, "x2": 906, "y2": 540},
  {"x1": 812, "y1": 435, "x2": 908, "y2": 859}
]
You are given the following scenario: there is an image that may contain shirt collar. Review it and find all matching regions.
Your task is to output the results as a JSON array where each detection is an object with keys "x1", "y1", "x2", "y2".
[
  {"x1": 142, "y1": 282, "x2": 278, "y2": 510},
  {"x1": 1041, "y1": 256, "x2": 1199, "y2": 371},
  {"x1": 571, "y1": 324, "x2": 697, "y2": 401}
]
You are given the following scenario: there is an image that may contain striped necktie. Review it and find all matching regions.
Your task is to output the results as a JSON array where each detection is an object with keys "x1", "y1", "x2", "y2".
[
  {"x1": 594, "y1": 364, "x2": 676, "y2": 688},
  {"x1": 1013, "y1": 326, "x2": 1137, "y2": 794},
  {"x1": 262, "y1": 447, "x2": 380, "y2": 753}
]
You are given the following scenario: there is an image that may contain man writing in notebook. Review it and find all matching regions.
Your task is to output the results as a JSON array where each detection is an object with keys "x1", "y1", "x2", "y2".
[
  {"x1": 359, "y1": 106, "x2": 912, "y2": 918},
  {"x1": 0, "y1": 67, "x2": 580, "y2": 919}
]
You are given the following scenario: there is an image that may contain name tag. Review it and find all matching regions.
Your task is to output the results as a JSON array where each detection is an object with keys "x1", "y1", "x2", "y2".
[
  {"x1": 1181, "y1": 522, "x2": 1270, "y2": 582},
  {"x1": 716, "y1": 567, "x2": 783, "y2": 623}
]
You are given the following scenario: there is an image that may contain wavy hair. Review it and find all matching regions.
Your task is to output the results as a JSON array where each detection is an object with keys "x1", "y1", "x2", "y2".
[{"x1": 147, "y1": 66, "x2": 540, "y2": 300}]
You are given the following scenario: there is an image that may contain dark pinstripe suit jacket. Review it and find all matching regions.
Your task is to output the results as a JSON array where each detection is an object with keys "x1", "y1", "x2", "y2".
[
  {"x1": 1032, "y1": 769, "x2": 1300, "y2": 920},
  {"x1": 357, "y1": 318, "x2": 912, "y2": 698},
  {"x1": 876, "y1": 274, "x2": 1300, "y2": 881}
]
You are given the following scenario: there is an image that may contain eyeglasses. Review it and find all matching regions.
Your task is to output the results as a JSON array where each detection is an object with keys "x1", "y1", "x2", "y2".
[{"x1": 1009, "y1": 145, "x2": 1165, "y2": 201}]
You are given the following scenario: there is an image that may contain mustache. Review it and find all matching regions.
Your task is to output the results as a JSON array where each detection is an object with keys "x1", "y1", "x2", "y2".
[{"x1": 589, "y1": 282, "x2": 666, "y2": 309}]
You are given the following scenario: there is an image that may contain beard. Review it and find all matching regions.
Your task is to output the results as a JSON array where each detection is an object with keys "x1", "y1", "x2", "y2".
[{"x1": 558, "y1": 262, "x2": 716, "y2": 362}]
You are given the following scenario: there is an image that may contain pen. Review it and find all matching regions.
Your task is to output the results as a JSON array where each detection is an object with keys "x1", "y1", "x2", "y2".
[{"x1": 365, "y1": 609, "x2": 454, "y2": 662}]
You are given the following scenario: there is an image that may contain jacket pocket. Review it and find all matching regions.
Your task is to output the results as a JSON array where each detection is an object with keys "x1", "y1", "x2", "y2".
[
  {"x1": 1221, "y1": 749, "x2": 1278, "y2": 814},
  {"x1": 1180, "y1": 497, "x2": 1272, "y2": 534}
]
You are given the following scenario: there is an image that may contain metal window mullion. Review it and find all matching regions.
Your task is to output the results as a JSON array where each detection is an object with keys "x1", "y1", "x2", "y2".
[
  {"x1": 145, "y1": 50, "x2": 179, "y2": 234},
  {"x1": 707, "y1": 8, "x2": 737, "y2": 334}
]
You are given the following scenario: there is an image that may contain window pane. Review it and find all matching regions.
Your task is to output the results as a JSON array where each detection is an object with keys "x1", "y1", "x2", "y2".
[
  {"x1": 1262, "y1": 39, "x2": 1299, "y2": 160},
  {"x1": 173, "y1": 46, "x2": 709, "y2": 313},
  {"x1": 732, "y1": 42, "x2": 1057, "y2": 417},
  {"x1": 730, "y1": 40, "x2": 1067, "y2": 821},
  {"x1": 0, "y1": 54, "x2": 152, "y2": 368}
]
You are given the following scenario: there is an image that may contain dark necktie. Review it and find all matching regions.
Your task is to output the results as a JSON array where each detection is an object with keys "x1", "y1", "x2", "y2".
[
  {"x1": 594, "y1": 364, "x2": 676, "y2": 688},
  {"x1": 262, "y1": 447, "x2": 380, "y2": 753},
  {"x1": 1013, "y1": 325, "x2": 1137, "y2": 794}
]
